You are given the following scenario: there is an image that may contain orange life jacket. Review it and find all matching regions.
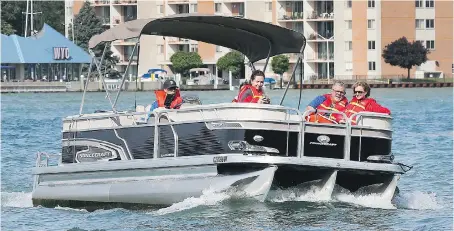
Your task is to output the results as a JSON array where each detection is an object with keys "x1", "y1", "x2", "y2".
[
  {"x1": 344, "y1": 97, "x2": 374, "y2": 125},
  {"x1": 306, "y1": 94, "x2": 348, "y2": 124},
  {"x1": 236, "y1": 84, "x2": 263, "y2": 103},
  {"x1": 155, "y1": 89, "x2": 183, "y2": 109}
]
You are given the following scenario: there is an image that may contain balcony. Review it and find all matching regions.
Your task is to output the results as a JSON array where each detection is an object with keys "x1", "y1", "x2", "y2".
[
  {"x1": 307, "y1": 32, "x2": 334, "y2": 41},
  {"x1": 306, "y1": 11, "x2": 334, "y2": 20},
  {"x1": 93, "y1": 0, "x2": 110, "y2": 6},
  {"x1": 167, "y1": 37, "x2": 193, "y2": 44},
  {"x1": 112, "y1": 0, "x2": 137, "y2": 5},
  {"x1": 168, "y1": 0, "x2": 189, "y2": 4},
  {"x1": 278, "y1": 12, "x2": 304, "y2": 21},
  {"x1": 306, "y1": 52, "x2": 334, "y2": 61},
  {"x1": 100, "y1": 17, "x2": 110, "y2": 25}
]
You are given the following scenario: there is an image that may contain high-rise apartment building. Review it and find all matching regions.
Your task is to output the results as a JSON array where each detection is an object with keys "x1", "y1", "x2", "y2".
[{"x1": 65, "y1": 0, "x2": 453, "y2": 80}]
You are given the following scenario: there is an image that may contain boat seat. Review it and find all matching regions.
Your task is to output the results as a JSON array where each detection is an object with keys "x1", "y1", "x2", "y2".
[{"x1": 135, "y1": 104, "x2": 152, "y2": 124}]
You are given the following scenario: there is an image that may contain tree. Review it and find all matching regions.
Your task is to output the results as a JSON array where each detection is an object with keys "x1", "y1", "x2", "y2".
[
  {"x1": 382, "y1": 36, "x2": 429, "y2": 79},
  {"x1": 170, "y1": 51, "x2": 203, "y2": 76},
  {"x1": 0, "y1": 1, "x2": 65, "y2": 36},
  {"x1": 72, "y1": 1, "x2": 119, "y2": 77},
  {"x1": 271, "y1": 54, "x2": 290, "y2": 88},
  {"x1": 216, "y1": 51, "x2": 244, "y2": 78},
  {"x1": 1, "y1": 17, "x2": 16, "y2": 35}
]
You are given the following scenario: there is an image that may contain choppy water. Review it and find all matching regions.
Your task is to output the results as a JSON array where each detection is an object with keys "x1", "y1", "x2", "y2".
[{"x1": 1, "y1": 88, "x2": 452, "y2": 231}]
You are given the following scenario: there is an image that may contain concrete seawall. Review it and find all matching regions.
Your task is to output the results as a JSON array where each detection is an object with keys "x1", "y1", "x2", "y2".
[{"x1": 1, "y1": 80, "x2": 452, "y2": 93}]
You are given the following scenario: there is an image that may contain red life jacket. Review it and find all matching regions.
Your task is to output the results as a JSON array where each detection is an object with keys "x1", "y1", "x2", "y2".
[
  {"x1": 236, "y1": 84, "x2": 263, "y2": 103},
  {"x1": 155, "y1": 89, "x2": 183, "y2": 109},
  {"x1": 306, "y1": 94, "x2": 348, "y2": 124},
  {"x1": 344, "y1": 97, "x2": 374, "y2": 124}
]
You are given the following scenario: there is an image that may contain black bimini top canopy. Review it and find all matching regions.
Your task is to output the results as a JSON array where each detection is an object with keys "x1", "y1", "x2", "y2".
[{"x1": 88, "y1": 13, "x2": 306, "y2": 63}]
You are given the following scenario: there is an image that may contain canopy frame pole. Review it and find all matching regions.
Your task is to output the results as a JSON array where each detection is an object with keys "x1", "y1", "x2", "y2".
[
  {"x1": 262, "y1": 40, "x2": 273, "y2": 72},
  {"x1": 90, "y1": 44, "x2": 115, "y2": 111},
  {"x1": 112, "y1": 41, "x2": 139, "y2": 112},
  {"x1": 79, "y1": 55, "x2": 95, "y2": 115},
  {"x1": 279, "y1": 42, "x2": 306, "y2": 106}
]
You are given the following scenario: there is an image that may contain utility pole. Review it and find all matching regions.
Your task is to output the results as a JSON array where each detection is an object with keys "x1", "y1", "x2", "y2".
[{"x1": 22, "y1": 0, "x2": 42, "y2": 37}]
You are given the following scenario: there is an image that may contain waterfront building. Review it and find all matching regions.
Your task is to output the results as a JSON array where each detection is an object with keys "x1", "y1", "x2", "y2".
[
  {"x1": 1, "y1": 24, "x2": 91, "y2": 82},
  {"x1": 65, "y1": 0, "x2": 453, "y2": 81}
]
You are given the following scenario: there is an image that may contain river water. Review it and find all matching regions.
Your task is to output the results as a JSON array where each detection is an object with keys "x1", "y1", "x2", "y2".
[{"x1": 1, "y1": 88, "x2": 452, "y2": 231}]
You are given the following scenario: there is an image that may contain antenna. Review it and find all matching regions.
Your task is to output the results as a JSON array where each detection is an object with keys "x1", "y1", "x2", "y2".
[{"x1": 22, "y1": 0, "x2": 42, "y2": 37}]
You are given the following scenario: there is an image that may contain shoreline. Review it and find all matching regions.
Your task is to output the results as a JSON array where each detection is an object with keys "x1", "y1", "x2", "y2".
[{"x1": 1, "y1": 81, "x2": 452, "y2": 93}]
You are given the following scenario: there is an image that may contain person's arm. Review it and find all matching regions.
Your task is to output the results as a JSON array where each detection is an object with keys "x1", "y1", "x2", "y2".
[
  {"x1": 306, "y1": 95, "x2": 326, "y2": 111},
  {"x1": 238, "y1": 89, "x2": 253, "y2": 103},
  {"x1": 366, "y1": 99, "x2": 391, "y2": 114},
  {"x1": 150, "y1": 101, "x2": 158, "y2": 111}
]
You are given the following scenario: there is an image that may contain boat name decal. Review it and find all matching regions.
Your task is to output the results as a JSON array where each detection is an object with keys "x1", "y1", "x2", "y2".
[
  {"x1": 213, "y1": 156, "x2": 227, "y2": 163},
  {"x1": 75, "y1": 147, "x2": 115, "y2": 163},
  {"x1": 309, "y1": 135, "x2": 337, "y2": 146}
]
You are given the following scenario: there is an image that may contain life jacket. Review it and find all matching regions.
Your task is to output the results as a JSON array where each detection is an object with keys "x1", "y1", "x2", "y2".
[
  {"x1": 306, "y1": 94, "x2": 348, "y2": 124},
  {"x1": 155, "y1": 89, "x2": 183, "y2": 109},
  {"x1": 344, "y1": 97, "x2": 374, "y2": 125},
  {"x1": 236, "y1": 84, "x2": 263, "y2": 103}
]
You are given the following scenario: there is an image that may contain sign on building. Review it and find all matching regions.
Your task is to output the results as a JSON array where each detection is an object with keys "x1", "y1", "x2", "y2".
[{"x1": 53, "y1": 47, "x2": 70, "y2": 60}]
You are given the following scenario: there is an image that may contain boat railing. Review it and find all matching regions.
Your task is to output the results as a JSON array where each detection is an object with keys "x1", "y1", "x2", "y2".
[
  {"x1": 35, "y1": 152, "x2": 62, "y2": 167},
  {"x1": 153, "y1": 104, "x2": 304, "y2": 158},
  {"x1": 301, "y1": 109, "x2": 352, "y2": 159}
]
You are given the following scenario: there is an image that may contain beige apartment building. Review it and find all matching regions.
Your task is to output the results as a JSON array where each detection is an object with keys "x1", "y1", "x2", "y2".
[{"x1": 65, "y1": 0, "x2": 453, "y2": 80}]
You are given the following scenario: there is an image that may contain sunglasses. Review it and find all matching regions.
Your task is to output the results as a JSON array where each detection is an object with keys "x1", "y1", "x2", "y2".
[
  {"x1": 354, "y1": 91, "x2": 365, "y2": 94},
  {"x1": 167, "y1": 87, "x2": 177, "y2": 91}
]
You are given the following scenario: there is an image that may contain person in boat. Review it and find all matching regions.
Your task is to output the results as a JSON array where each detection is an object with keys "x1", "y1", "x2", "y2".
[
  {"x1": 337, "y1": 81, "x2": 391, "y2": 124},
  {"x1": 232, "y1": 81, "x2": 248, "y2": 103},
  {"x1": 305, "y1": 81, "x2": 348, "y2": 124},
  {"x1": 235, "y1": 70, "x2": 270, "y2": 104},
  {"x1": 150, "y1": 79, "x2": 183, "y2": 111}
]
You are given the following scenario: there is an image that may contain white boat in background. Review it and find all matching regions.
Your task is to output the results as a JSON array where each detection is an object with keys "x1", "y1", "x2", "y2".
[{"x1": 31, "y1": 14, "x2": 412, "y2": 210}]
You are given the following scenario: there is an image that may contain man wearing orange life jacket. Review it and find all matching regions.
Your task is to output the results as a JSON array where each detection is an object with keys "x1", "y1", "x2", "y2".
[
  {"x1": 305, "y1": 81, "x2": 348, "y2": 124},
  {"x1": 336, "y1": 81, "x2": 390, "y2": 125},
  {"x1": 235, "y1": 70, "x2": 270, "y2": 104},
  {"x1": 150, "y1": 79, "x2": 183, "y2": 111}
]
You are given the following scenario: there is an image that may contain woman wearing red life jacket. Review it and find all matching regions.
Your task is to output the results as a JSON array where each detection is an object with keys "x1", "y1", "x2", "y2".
[
  {"x1": 338, "y1": 81, "x2": 390, "y2": 125},
  {"x1": 235, "y1": 70, "x2": 270, "y2": 104},
  {"x1": 305, "y1": 81, "x2": 348, "y2": 124}
]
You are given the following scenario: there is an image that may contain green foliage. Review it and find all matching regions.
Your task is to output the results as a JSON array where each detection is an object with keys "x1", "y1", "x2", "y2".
[
  {"x1": 170, "y1": 51, "x2": 203, "y2": 76},
  {"x1": 216, "y1": 51, "x2": 244, "y2": 77},
  {"x1": 382, "y1": 36, "x2": 429, "y2": 79},
  {"x1": 0, "y1": 1, "x2": 65, "y2": 36},
  {"x1": 72, "y1": 1, "x2": 119, "y2": 76},
  {"x1": 271, "y1": 55, "x2": 290, "y2": 75},
  {"x1": 1, "y1": 17, "x2": 16, "y2": 35}
]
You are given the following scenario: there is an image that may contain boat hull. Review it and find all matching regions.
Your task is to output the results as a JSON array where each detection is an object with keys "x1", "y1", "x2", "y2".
[
  {"x1": 32, "y1": 164, "x2": 277, "y2": 208},
  {"x1": 32, "y1": 155, "x2": 404, "y2": 209}
]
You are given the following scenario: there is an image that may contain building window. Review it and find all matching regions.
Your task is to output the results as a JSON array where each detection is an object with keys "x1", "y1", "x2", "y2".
[
  {"x1": 265, "y1": 2, "x2": 272, "y2": 12},
  {"x1": 157, "y1": 5, "x2": 163, "y2": 14},
  {"x1": 345, "y1": 41, "x2": 352, "y2": 51},
  {"x1": 426, "y1": 0, "x2": 434, "y2": 8},
  {"x1": 368, "y1": 41, "x2": 375, "y2": 50},
  {"x1": 368, "y1": 19, "x2": 375, "y2": 29},
  {"x1": 345, "y1": 62, "x2": 353, "y2": 71},
  {"x1": 425, "y1": 19, "x2": 434, "y2": 29},
  {"x1": 426, "y1": 40, "x2": 435, "y2": 50},
  {"x1": 157, "y1": 45, "x2": 163, "y2": 54},
  {"x1": 345, "y1": 0, "x2": 352, "y2": 8},
  {"x1": 415, "y1": 0, "x2": 423, "y2": 7},
  {"x1": 452, "y1": 64, "x2": 454, "y2": 75},
  {"x1": 368, "y1": 0, "x2": 375, "y2": 8},
  {"x1": 190, "y1": 45, "x2": 198, "y2": 52},
  {"x1": 216, "y1": 46, "x2": 222, "y2": 52},
  {"x1": 345, "y1": 20, "x2": 352, "y2": 29},
  {"x1": 215, "y1": 3, "x2": 222, "y2": 13},
  {"x1": 190, "y1": 4, "x2": 197, "y2": 13},
  {"x1": 368, "y1": 61, "x2": 376, "y2": 71},
  {"x1": 417, "y1": 40, "x2": 425, "y2": 47},
  {"x1": 415, "y1": 19, "x2": 425, "y2": 29}
]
